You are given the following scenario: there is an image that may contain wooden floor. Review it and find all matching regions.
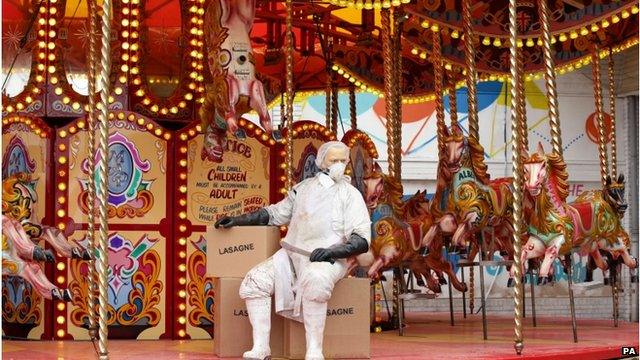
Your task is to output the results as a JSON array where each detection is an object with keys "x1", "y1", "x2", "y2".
[{"x1": 2, "y1": 313, "x2": 638, "y2": 359}]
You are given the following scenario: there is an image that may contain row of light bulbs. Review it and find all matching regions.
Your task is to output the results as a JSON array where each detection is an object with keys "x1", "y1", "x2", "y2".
[{"x1": 415, "y1": 4, "x2": 639, "y2": 49}]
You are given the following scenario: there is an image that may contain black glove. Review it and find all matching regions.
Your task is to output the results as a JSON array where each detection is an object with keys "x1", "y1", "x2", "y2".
[
  {"x1": 310, "y1": 233, "x2": 369, "y2": 263},
  {"x1": 214, "y1": 208, "x2": 270, "y2": 229}
]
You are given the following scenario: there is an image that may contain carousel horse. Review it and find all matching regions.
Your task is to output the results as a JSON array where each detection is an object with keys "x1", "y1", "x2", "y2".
[
  {"x1": 423, "y1": 125, "x2": 517, "y2": 267},
  {"x1": 2, "y1": 173, "x2": 90, "y2": 301},
  {"x1": 510, "y1": 144, "x2": 637, "y2": 285},
  {"x1": 200, "y1": 0, "x2": 272, "y2": 162},
  {"x1": 363, "y1": 163, "x2": 467, "y2": 293}
]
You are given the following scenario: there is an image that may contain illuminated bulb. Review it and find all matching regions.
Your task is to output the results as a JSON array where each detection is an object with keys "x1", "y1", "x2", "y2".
[
  {"x1": 590, "y1": 24, "x2": 599, "y2": 32},
  {"x1": 411, "y1": 48, "x2": 419, "y2": 55},
  {"x1": 492, "y1": 38, "x2": 502, "y2": 47},
  {"x1": 632, "y1": 5, "x2": 639, "y2": 14},
  {"x1": 621, "y1": 10, "x2": 630, "y2": 19},
  {"x1": 536, "y1": 38, "x2": 543, "y2": 46},
  {"x1": 580, "y1": 27, "x2": 589, "y2": 36},
  {"x1": 450, "y1": 30, "x2": 459, "y2": 39},
  {"x1": 601, "y1": 20, "x2": 609, "y2": 28},
  {"x1": 558, "y1": 33, "x2": 567, "y2": 42},
  {"x1": 482, "y1": 37, "x2": 491, "y2": 46},
  {"x1": 430, "y1": 24, "x2": 439, "y2": 32},
  {"x1": 569, "y1": 31, "x2": 578, "y2": 39},
  {"x1": 611, "y1": 15, "x2": 620, "y2": 24},
  {"x1": 525, "y1": 38, "x2": 534, "y2": 47}
]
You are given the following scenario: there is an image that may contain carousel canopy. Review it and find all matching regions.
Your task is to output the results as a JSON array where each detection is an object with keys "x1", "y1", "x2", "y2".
[{"x1": 2, "y1": 0, "x2": 638, "y2": 119}]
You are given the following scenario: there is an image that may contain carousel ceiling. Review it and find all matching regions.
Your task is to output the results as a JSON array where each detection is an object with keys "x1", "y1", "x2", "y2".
[{"x1": 1, "y1": 0, "x2": 638, "y2": 120}]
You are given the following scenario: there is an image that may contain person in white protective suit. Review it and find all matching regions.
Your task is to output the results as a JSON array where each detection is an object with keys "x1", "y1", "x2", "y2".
[{"x1": 214, "y1": 141, "x2": 371, "y2": 360}]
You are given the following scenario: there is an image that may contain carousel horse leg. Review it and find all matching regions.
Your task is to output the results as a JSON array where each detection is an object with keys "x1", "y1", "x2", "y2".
[
  {"x1": 530, "y1": 265, "x2": 537, "y2": 327},
  {"x1": 565, "y1": 253, "x2": 578, "y2": 342},
  {"x1": 3, "y1": 218, "x2": 54, "y2": 262},
  {"x1": 249, "y1": 80, "x2": 272, "y2": 133},
  {"x1": 22, "y1": 262, "x2": 71, "y2": 301},
  {"x1": 42, "y1": 227, "x2": 91, "y2": 260},
  {"x1": 538, "y1": 237, "x2": 564, "y2": 285},
  {"x1": 448, "y1": 272, "x2": 454, "y2": 326},
  {"x1": 224, "y1": 75, "x2": 240, "y2": 134},
  {"x1": 478, "y1": 236, "x2": 488, "y2": 340},
  {"x1": 610, "y1": 259, "x2": 619, "y2": 328},
  {"x1": 509, "y1": 237, "x2": 544, "y2": 287}
]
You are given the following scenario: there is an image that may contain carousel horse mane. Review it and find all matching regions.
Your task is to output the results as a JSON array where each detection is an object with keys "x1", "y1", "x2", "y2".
[
  {"x1": 443, "y1": 127, "x2": 491, "y2": 185},
  {"x1": 366, "y1": 163, "x2": 406, "y2": 218},
  {"x1": 525, "y1": 150, "x2": 570, "y2": 235}
]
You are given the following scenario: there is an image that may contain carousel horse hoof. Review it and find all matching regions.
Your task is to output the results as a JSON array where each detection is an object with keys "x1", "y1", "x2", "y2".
[
  {"x1": 507, "y1": 278, "x2": 515, "y2": 288},
  {"x1": 271, "y1": 130, "x2": 282, "y2": 141},
  {"x1": 584, "y1": 271, "x2": 593, "y2": 282},
  {"x1": 242, "y1": 350, "x2": 271, "y2": 360},
  {"x1": 604, "y1": 277, "x2": 610, "y2": 285},
  {"x1": 630, "y1": 274, "x2": 638, "y2": 283},
  {"x1": 438, "y1": 276, "x2": 447, "y2": 285},
  {"x1": 32, "y1": 247, "x2": 53, "y2": 262},
  {"x1": 537, "y1": 276, "x2": 549, "y2": 286},
  {"x1": 418, "y1": 247, "x2": 429, "y2": 257},
  {"x1": 51, "y1": 289, "x2": 73, "y2": 302},
  {"x1": 379, "y1": 275, "x2": 387, "y2": 282},
  {"x1": 416, "y1": 277, "x2": 426, "y2": 287},
  {"x1": 235, "y1": 129, "x2": 247, "y2": 139},
  {"x1": 71, "y1": 247, "x2": 89, "y2": 260}
]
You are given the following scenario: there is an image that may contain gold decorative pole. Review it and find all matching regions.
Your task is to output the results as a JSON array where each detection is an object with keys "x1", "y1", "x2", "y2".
[
  {"x1": 432, "y1": 31, "x2": 446, "y2": 157},
  {"x1": 538, "y1": 0, "x2": 563, "y2": 157},
  {"x1": 462, "y1": 0, "x2": 479, "y2": 140},
  {"x1": 349, "y1": 84, "x2": 357, "y2": 130},
  {"x1": 85, "y1": 0, "x2": 99, "y2": 340},
  {"x1": 517, "y1": 51, "x2": 529, "y2": 155},
  {"x1": 326, "y1": 78, "x2": 332, "y2": 130},
  {"x1": 607, "y1": 52, "x2": 618, "y2": 179},
  {"x1": 381, "y1": 8, "x2": 398, "y2": 180},
  {"x1": 393, "y1": 9, "x2": 403, "y2": 179},
  {"x1": 508, "y1": 0, "x2": 525, "y2": 354},
  {"x1": 331, "y1": 78, "x2": 338, "y2": 135},
  {"x1": 448, "y1": 74, "x2": 458, "y2": 127},
  {"x1": 285, "y1": 0, "x2": 294, "y2": 190},
  {"x1": 591, "y1": 46, "x2": 609, "y2": 188},
  {"x1": 96, "y1": 0, "x2": 114, "y2": 355}
]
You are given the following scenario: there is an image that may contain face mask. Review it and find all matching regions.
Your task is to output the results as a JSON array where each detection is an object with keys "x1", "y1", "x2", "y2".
[{"x1": 327, "y1": 162, "x2": 346, "y2": 181}]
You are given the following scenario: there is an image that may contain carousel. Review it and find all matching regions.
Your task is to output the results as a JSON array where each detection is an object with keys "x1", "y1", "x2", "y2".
[{"x1": 1, "y1": 0, "x2": 638, "y2": 359}]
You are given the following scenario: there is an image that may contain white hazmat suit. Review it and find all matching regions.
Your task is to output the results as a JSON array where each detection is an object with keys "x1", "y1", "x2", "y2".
[{"x1": 235, "y1": 141, "x2": 371, "y2": 360}]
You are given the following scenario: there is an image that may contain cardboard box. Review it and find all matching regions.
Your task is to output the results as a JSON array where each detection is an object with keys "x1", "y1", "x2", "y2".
[
  {"x1": 284, "y1": 277, "x2": 371, "y2": 359},
  {"x1": 206, "y1": 226, "x2": 280, "y2": 278},
  {"x1": 213, "y1": 277, "x2": 285, "y2": 358}
]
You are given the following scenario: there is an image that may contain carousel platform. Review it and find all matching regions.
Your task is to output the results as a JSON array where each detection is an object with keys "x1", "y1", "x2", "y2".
[{"x1": 2, "y1": 313, "x2": 638, "y2": 359}]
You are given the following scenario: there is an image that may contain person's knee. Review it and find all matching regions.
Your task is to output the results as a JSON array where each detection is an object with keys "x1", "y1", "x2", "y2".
[
  {"x1": 301, "y1": 265, "x2": 336, "y2": 302},
  {"x1": 239, "y1": 262, "x2": 274, "y2": 299}
]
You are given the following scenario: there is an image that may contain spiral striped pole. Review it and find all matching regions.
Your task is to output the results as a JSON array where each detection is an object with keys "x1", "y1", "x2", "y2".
[
  {"x1": 285, "y1": 0, "x2": 294, "y2": 190},
  {"x1": 508, "y1": 0, "x2": 525, "y2": 354},
  {"x1": 85, "y1": 0, "x2": 99, "y2": 341},
  {"x1": 462, "y1": 0, "x2": 479, "y2": 141}
]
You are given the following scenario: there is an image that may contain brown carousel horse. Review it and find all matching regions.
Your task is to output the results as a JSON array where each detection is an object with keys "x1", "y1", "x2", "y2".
[
  {"x1": 510, "y1": 144, "x2": 637, "y2": 285},
  {"x1": 362, "y1": 163, "x2": 467, "y2": 293},
  {"x1": 423, "y1": 125, "x2": 520, "y2": 277},
  {"x1": 2, "y1": 173, "x2": 90, "y2": 301}
]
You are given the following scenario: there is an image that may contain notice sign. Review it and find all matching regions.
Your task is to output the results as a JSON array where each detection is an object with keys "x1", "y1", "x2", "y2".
[{"x1": 187, "y1": 134, "x2": 271, "y2": 226}]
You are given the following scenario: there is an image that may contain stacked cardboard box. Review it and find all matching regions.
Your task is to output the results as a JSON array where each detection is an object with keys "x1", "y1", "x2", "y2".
[
  {"x1": 207, "y1": 226, "x2": 371, "y2": 359},
  {"x1": 208, "y1": 226, "x2": 283, "y2": 357},
  {"x1": 283, "y1": 277, "x2": 371, "y2": 359}
]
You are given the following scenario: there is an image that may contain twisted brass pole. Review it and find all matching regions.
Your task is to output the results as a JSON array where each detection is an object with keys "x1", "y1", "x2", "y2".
[
  {"x1": 517, "y1": 50, "x2": 529, "y2": 155},
  {"x1": 393, "y1": 10, "x2": 403, "y2": 180},
  {"x1": 85, "y1": 0, "x2": 98, "y2": 340},
  {"x1": 285, "y1": 0, "x2": 294, "y2": 190},
  {"x1": 462, "y1": 0, "x2": 479, "y2": 140},
  {"x1": 331, "y1": 77, "x2": 338, "y2": 135},
  {"x1": 538, "y1": 0, "x2": 563, "y2": 157},
  {"x1": 509, "y1": 0, "x2": 525, "y2": 354},
  {"x1": 591, "y1": 46, "x2": 610, "y2": 188},
  {"x1": 607, "y1": 52, "x2": 618, "y2": 179},
  {"x1": 448, "y1": 73, "x2": 458, "y2": 127},
  {"x1": 325, "y1": 78, "x2": 332, "y2": 130},
  {"x1": 432, "y1": 31, "x2": 446, "y2": 158},
  {"x1": 349, "y1": 84, "x2": 357, "y2": 130},
  {"x1": 381, "y1": 9, "x2": 397, "y2": 180},
  {"x1": 96, "y1": 0, "x2": 113, "y2": 355}
]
